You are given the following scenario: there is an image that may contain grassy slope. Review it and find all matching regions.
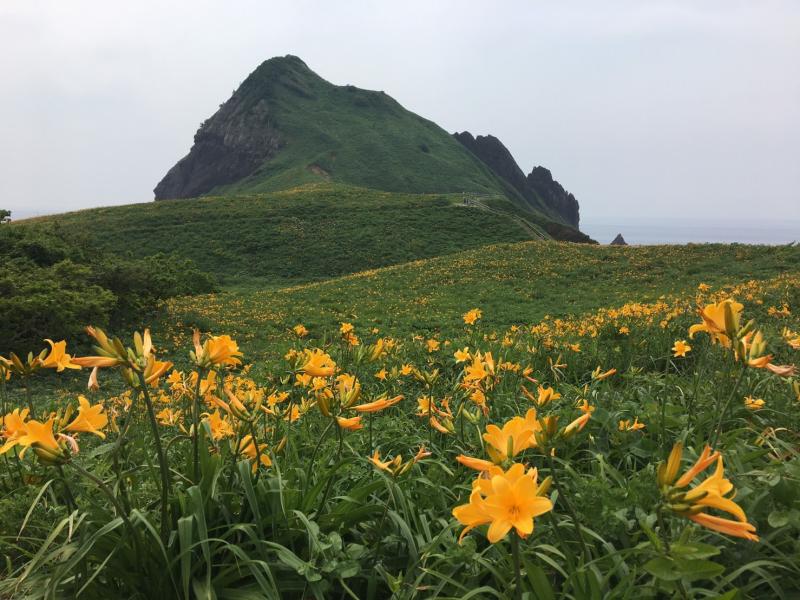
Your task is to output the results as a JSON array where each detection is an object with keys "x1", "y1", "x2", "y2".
[
  {"x1": 196, "y1": 56, "x2": 566, "y2": 226},
  {"x1": 164, "y1": 240, "x2": 800, "y2": 357},
  {"x1": 25, "y1": 185, "x2": 544, "y2": 285}
]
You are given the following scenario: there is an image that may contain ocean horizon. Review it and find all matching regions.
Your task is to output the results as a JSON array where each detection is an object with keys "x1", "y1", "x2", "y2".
[{"x1": 582, "y1": 217, "x2": 799, "y2": 246}]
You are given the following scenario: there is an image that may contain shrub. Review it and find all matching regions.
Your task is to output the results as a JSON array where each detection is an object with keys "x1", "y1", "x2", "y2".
[{"x1": 0, "y1": 223, "x2": 215, "y2": 353}]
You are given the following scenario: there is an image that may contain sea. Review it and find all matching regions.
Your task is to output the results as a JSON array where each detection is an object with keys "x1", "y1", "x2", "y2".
[{"x1": 581, "y1": 218, "x2": 799, "y2": 246}]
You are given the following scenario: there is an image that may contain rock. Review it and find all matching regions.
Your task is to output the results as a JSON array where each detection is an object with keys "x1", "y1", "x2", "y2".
[
  {"x1": 610, "y1": 234, "x2": 628, "y2": 246},
  {"x1": 526, "y1": 166, "x2": 580, "y2": 230},
  {"x1": 453, "y1": 132, "x2": 581, "y2": 229}
]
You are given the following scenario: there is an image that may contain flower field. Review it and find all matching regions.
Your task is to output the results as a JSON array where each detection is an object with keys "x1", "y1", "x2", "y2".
[{"x1": 1, "y1": 241, "x2": 800, "y2": 599}]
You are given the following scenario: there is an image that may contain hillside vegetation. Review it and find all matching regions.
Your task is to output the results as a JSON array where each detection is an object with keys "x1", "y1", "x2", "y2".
[
  {"x1": 163, "y1": 240, "x2": 800, "y2": 357},
  {"x1": 25, "y1": 184, "x2": 553, "y2": 284},
  {"x1": 2, "y1": 235, "x2": 799, "y2": 598}
]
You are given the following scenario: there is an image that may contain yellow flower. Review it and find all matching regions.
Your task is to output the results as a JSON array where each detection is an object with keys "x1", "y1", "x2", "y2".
[
  {"x1": 688, "y1": 299, "x2": 743, "y2": 347},
  {"x1": 339, "y1": 322, "x2": 354, "y2": 335},
  {"x1": 336, "y1": 416, "x2": 363, "y2": 431},
  {"x1": 562, "y1": 412, "x2": 591, "y2": 437},
  {"x1": 352, "y1": 394, "x2": 402, "y2": 413},
  {"x1": 456, "y1": 454, "x2": 496, "y2": 472},
  {"x1": 292, "y1": 324, "x2": 309, "y2": 338},
  {"x1": 463, "y1": 355, "x2": 488, "y2": 384},
  {"x1": 370, "y1": 446, "x2": 430, "y2": 477},
  {"x1": 618, "y1": 326, "x2": 630, "y2": 335},
  {"x1": 156, "y1": 407, "x2": 182, "y2": 426},
  {"x1": 784, "y1": 328, "x2": 800, "y2": 350},
  {"x1": 591, "y1": 367, "x2": 617, "y2": 381},
  {"x1": 65, "y1": 395, "x2": 108, "y2": 438},
  {"x1": 453, "y1": 463, "x2": 553, "y2": 543},
  {"x1": 236, "y1": 434, "x2": 271, "y2": 473},
  {"x1": 535, "y1": 385, "x2": 561, "y2": 407},
  {"x1": 618, "y1": 417, "x2": 645, "y2": 431},
  {"x1": 735, "y1": 330, "x2": 772, "y2": 369},
  {"x1": 15, "y1": 417, "x2": 66, "y2": 463},
  {"x1": 41, "y1": 340, "x2": 81, "y2": 372},
  {"x1": 193, "y1": 331, "x2": 242, "y2": 368},
  {"x1": 672, "y1": 340, "x2": 691, "y2": 358},
  {"x1": 374, "y1": 368, "x2": 387, "y2": 381},
  {"x1": 743, "y1": 396, "x2": 765, "y2": 411},
  {"x1": 0, "y1": 408, "x2": 30, "y2": 454},
  {"x1": 300, "y1": 349, "x2": 336, "y2": 378},
  {"x1": 400, "y1": 364, "x2": 413, "y2": 376},
  {"x1": 203, "y1": 409, "x2": 234, "y2": 440},
  {"x1": 463, "y1": 308, "x2": 482, "y2": 325},
  {"x1": 482, "y1": 409, "x2": 540, "y2": 463},
  {"x1": 368, "y1": 338, "x2": 387, "y2": 361},
  {"x1": 329, "y1": 374, "x2": 358, "y2": 410},
  {"x1": 167, "y1": 370, "x2": 183, "y2": 386},
  {"x1": 454, "y1": 347, "x2": 471, "y2": 363},
  {"x1": 658, "y1": 442, "x2": 758, "y2": 541},
  {"x1": 426, "y1": 339, "x2": 440, "y2": 353}
]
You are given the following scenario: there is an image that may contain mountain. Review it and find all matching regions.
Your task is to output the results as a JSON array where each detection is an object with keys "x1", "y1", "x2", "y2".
[
  {"x1": 154, "y1": 55, "x2": 589, "y2": 240},
  {"x1": 453, "y1": 132, "x2": 580, "y2": 228}
]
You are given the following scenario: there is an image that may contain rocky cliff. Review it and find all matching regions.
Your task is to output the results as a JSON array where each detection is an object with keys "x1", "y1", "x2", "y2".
[
  {"x1": 453, "y1": 131, "x2": 580, "y2": 229},
  {"x1": 527, "y1": 166, "x2": 580, "y2": 229}
]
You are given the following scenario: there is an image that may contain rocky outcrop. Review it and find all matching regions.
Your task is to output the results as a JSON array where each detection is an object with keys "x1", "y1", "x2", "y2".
[
  {"x1": 526, "y1": 166, "x2": 580, "y2": 229},
  {"x1": 610, "y1": 234, "x2": 628, "y2": 246},
  {"x1": 453, "y1": 132, "x2": 581, "y2": 229},
  {"x1": 153, "y1": 57, "x2": 310, "y2": 199},
  {"x1": 453, "y1": 132, "x2": 531, "y2": 203}
]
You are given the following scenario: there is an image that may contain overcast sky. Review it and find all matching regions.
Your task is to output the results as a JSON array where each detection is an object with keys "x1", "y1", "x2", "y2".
[{"x1": 1, "y1": 0, "x2": 798, "y2": 225}]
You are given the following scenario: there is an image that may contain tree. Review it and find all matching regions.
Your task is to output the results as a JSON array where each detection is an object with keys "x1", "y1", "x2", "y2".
[{"x1": 0, "y1": 209, "x2": 10, "y2": 223}]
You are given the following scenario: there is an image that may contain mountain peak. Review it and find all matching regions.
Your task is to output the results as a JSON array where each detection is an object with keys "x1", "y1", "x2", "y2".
[{"x1": 153, "y1": 56, "x2": 590, "y2": 242}]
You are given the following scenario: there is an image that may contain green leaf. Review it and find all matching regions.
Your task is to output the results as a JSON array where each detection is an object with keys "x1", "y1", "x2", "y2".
[
  {"x1": 644, "y1": 557, "x2": 681, "y2": 581},
  {"x1": 674, "y1": 558, "x2": 725, "y2": 581},
  {"x1": 670, "y1": 541, "x2": 721, "y2": 560}
]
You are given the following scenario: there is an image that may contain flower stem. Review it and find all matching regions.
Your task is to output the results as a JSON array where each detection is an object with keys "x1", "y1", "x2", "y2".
[
  {"x1": 70, "y1": 461, "x2": 142, "y2": 559},
  {"x1": 191, "y1": 368, "x2": 206, "y2": 483},
  {"x1": 511, "y1": 533, "x2": 522, "y2": 600},
  {"x1": 304, "y1": 419, "x2": 334, "y2": 496},
  {"x1": 136, "y1": 372, "x2": 171, "y2": 541},
  {"x1": 319, "y1": 418, "x2": 344, "y2": 513},
  {"x1": 547, "y1": 451, "x2": 590, "y2": 564},
  {"x1": 711, "y1": 365, "x2": 747, "y2": 447}
]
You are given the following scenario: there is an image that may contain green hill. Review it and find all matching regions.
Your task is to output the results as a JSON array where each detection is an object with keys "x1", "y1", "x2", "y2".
[
  {"x1": 162, "y1": 239, "x2": 800, "y2": 356},
  {"x1": 154, "y1": 55, "x2": 590, "y2": 240},
  {"x1": 23, "y1": 184, "x2": 555, "y2": 285}
]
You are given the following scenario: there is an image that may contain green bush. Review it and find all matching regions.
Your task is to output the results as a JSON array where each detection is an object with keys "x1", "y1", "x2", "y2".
[{"x1": 0, "y1": 223, "x2": 216, "y2": 354}]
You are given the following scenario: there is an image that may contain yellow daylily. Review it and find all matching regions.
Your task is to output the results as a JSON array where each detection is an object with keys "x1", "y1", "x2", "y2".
[
  {"x1": 672, "y1": 340, "x2": 691, "y2": 358},
  {"x1": 453, "y1": 463, "x2": 553, "y2": 543},
  {"x1": 658, "y1": 442, "x2": 758, "y2": 541},
  {"x1": 65, "y1": 395, "x2": 108, "y2": 438},
  {"x1": 688, "y1": 299, "x2": 744, "y2": 347},
  {"x1": 352, "y1": 394, "x2": 402, "y2": 413},
  {"x1": 300, "y1": 349, "x2": 336, "y2": 378},
  {"x1": 193, "y1": 331, "x2": 242, "y2": 368},
  {"x1": 463, "y1": 308, "x2": 482, "y2": 325},
  {"x1": 41, "y1": 340, "x2": 81, "y2": 372},
  {"x1": 483, "y1": 409, "x2": 540, "y2": 463}
]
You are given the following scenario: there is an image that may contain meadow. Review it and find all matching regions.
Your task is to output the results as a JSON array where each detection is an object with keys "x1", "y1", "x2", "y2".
[{"x1": 1, "y1": 239, "x2": 799, "y2": 599}]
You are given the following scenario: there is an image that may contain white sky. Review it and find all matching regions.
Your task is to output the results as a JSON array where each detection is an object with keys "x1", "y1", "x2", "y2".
[{"x1": 1, "y1": 0, "x2": 798, "y2": 223}]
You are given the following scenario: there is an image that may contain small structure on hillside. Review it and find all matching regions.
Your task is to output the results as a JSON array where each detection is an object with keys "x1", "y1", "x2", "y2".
[{"x1": 610, "y1": 233, "x2": 628, "y2": 246}]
